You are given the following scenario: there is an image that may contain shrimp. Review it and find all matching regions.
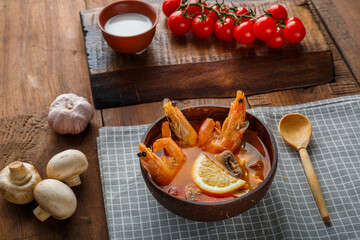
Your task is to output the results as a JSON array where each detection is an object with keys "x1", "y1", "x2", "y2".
[
  {"x1": 197, "y1": 90, "x2": 249, "y2": 154},
  {"x1": 161, "y1": 121, "x2": 171, "y2": 138},
  {"x1": 163, "y1": 99, "x2": 198, "y2": 147},
  {"x1": 138, "y1": 138, "x2": 186, "y2": 186}
]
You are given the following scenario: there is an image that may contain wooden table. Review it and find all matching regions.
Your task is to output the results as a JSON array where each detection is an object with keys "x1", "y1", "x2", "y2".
[{"x1": 0, "y1": 0, "x2": 359, "y2": 239}]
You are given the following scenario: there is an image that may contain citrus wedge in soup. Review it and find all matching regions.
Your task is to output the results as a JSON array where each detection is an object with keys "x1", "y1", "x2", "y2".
[{"x1": 192, "y1": 153, "x2": 245, "y2": 194}]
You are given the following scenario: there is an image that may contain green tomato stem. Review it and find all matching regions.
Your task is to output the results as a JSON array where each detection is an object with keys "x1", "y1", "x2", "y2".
[{"x1": 179, "y1": 2, "x2": 258, "y2": 24}]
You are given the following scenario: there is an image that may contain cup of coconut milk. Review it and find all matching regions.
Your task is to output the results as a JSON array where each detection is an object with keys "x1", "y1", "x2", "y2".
[{"x1": 98, "y1": 0, "x2": 159, "y2": 54}]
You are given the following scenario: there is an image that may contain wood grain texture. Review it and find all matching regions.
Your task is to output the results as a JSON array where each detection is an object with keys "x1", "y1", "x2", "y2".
[
  {"x1": 81, "y1": 0, "x2": 333, "y2": 108},
  {"x1": 83, "y1": 1, "x2": 329, "y2": 72},
  {"x1": 311, "y1": 0, "x2": 360, "y2": 83},
  {"x1": 247, "y1": 0, "x2": 360, "y2": 108},
  {"x1": 0, "y1": 0, "x2": 108, "y2": 239},
  {"x1": 0, "y1": 114, "x2": 107, "y2": 240},
  {"x1": 0, "y1": 0, "x2": 359, "y2": 239},
  {"x1": 102, "y1": 0, "x2": 360, "y2": 127},
  {"x1": 102, "y1": 98, "x2": 243, "y2": 126}
]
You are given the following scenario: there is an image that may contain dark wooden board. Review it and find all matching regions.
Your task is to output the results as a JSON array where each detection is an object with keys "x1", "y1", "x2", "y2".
[
  {"x1": 311, "y1": 0, "x2": 360, "y2": 83},
  {"x1": 80, "y1": 0, "x2": 333, "y2": 109}
]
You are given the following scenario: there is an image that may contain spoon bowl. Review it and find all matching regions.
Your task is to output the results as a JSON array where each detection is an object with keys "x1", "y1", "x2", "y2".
[{"x1": 278, "y1": 113, "x2": 312, "y2": 150}]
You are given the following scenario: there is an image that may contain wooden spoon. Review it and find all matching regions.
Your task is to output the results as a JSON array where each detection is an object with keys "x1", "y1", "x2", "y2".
[{"x1": 278, "y1": 113, "x2": 330, "y2": 224}]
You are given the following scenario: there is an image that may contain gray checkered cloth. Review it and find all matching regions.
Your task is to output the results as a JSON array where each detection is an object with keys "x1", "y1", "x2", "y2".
[{"x1": 97, "y1": 95, "x2": 360, "y2": 240}]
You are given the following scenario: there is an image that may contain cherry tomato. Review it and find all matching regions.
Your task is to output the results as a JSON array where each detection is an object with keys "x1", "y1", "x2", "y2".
[
  {"x1": 267, "y1": 4, "x2": 288, "y2": 21},
  {"x1": 284, "y1": 20, "x2": 306, "y2": 43},
  {"x1": 208, "y1": 5, "x2": 220, "y2": 22},
  {"x1": 235, "y1": 7, "x2": 251, "y2": 23},
  {"x1": 253, "y1": 16, "x2": 277, "y2": 40},
  {"x1": 192, "y1": 15, "x2": 215, "y2": 39},
  {"x1": 235, "y1": 7, "x2": 248, "y2": 15},
  {"x1": 168, "y1": 186, "x2": 178, "y2": 196},
  {"x1": 215, "y1": 18, "x2": 235, "y2": 41},
  {"x1": 226, "y1": 15, "x2": 237, "y2": 26},
  {"x1": 187, "y1": 0, "x2": 207, "y2": 17},
  {"x1": 285, "y1": 17, "x2": 302, "y2": 25},
  {"x1": 265, "y1": 27, "x2": 285, "y2": 48},
  {"x1": 233, "y1": 21, "x2": 256, "y2": 45},
  {"x1": 220, "y1": 6, "x2": 228, "y2": 13},
  {"x1": 168, "y1": 11, "x2": 192, "y2": 35},
  {"x1": 162, "y1": 0, "x2": 181, "y2": 18}
]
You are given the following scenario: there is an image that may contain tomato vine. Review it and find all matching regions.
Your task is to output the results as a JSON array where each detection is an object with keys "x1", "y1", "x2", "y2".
[{"x1": 162, "y1": 0, "x2": 306, "y2": 48}]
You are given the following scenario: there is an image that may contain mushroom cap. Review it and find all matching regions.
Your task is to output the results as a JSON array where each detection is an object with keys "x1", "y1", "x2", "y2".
[
  {"x1": 0, "y1": 162, "x2": 42, "y2": 204},
  {"x1": 46, "y1": 149, "x2": 88, "y2": 181},
  {"x1": 34, "y1": 179, "x2": 77, "y2": 220}
]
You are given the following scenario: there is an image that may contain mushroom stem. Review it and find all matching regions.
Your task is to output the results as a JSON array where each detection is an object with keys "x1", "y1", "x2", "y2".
[
  {"x1": 33, "y1": 205, "x2": 51, "y2": 222},
  {"x1": 9, "y1": 161, "x2": 32, "y2": 185},
  {"x1": 65, "y1": 176, "x2": 81, "y2": 187}
]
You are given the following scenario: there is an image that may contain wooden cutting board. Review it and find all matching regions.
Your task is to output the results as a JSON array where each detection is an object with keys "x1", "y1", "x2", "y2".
[{"x1": 80, "y1": 0, "x2": 333, "y2": 109}]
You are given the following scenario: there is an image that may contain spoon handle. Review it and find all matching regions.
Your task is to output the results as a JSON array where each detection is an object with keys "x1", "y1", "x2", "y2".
[{"x1": 298, "y1": 148, "x2": 330, "y2": 224}]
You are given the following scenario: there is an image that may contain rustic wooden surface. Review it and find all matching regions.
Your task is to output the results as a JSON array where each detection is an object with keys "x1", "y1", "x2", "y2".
[
  {"x1": 81, "y1": 0, "x2": 333, "y2": 108},
  {"x1": 0, "y1": 0, "x2": 107, "y2": 239},
  {"x1": 0, "y1": 0, "x2": 360, "y2": 239},
  {"x1": 311, "y1": 0, "x2": 360, "y2": 83}
]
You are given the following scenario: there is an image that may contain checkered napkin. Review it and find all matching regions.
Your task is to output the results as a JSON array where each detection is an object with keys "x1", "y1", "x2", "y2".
[{"x1": 97, "y1": 95, "x2": 360, "y2": 240}]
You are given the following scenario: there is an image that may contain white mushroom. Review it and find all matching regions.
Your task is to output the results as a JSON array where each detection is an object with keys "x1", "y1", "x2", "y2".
[
  {"x1": 0, "y1": 161, "x2": 42, "y2": 204},
  {"x1": 46, "y1": 149, "x2": 88, "y2": 187},
  {"x1": 33, "y1": 179, "x2": 77, "y2": 222}
]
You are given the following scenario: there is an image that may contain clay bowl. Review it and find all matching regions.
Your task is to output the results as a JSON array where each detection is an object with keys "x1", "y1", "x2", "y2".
[
  {"x1": 98, "y1": 0, "x2": 158, "y2": 54},
  {"x1": 140, "y1": 105, "x2": 278, "y2": 222}
]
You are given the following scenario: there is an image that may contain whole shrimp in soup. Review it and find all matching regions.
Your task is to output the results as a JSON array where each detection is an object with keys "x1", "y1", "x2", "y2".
[
  {"x1": 138, "y1": 138, "x2": 186, "y2": 186},
  {"x1": 163, "y1": 99, "x2": 198, "y2": 147},
  {"x1": 197, "y1": 91, "x2": 249, "y2": 154}
]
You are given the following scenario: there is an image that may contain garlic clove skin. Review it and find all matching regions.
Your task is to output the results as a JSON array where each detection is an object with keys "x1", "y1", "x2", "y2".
[
  {"x1": 48, "y1": 93, "x2": 94, "y2": 135},
  {"x1": 0, "y1": 161, "x2": 42, "y2": 204}
]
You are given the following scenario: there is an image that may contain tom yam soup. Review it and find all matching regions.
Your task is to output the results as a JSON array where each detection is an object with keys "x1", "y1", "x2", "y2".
[
  {"x1": 154, "y1": 122, "x2": 270, "y2": 202},
  {"x1": 138, "y1": 91, "x2": 272, "y2": 203}
]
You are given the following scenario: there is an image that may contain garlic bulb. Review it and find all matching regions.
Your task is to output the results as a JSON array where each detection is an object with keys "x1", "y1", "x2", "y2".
[{"x1": 48, "y1": 93, "x2": 94, "y2": 135}]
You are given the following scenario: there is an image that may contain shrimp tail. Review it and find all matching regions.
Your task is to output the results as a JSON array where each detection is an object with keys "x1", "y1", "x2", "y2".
[
  {"x1": 162, "y1": 121, "x2": 171, "y2": 138},
  {"x1": 197, "y1": 118, "x2": 215, "y2": 147}
]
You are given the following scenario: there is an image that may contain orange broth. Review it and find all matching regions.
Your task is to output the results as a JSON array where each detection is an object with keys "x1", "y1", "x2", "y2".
[{"x1": 154, "y1": 123, "x2": 271, "y2": 203}]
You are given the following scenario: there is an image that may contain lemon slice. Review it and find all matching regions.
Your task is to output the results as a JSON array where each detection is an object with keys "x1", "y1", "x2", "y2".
[{"x1": 192, "y1": 153, "x2": 246, "y2": 194}]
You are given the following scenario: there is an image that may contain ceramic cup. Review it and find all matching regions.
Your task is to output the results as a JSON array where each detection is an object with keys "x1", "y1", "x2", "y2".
[{"x1": 98, "y1": 0, "x2": 159, "y2": 54}]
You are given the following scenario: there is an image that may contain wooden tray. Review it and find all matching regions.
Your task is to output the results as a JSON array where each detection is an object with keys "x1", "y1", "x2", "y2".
[{"x1": 80, "y1": 0, "x2": 333, "y2": 109}]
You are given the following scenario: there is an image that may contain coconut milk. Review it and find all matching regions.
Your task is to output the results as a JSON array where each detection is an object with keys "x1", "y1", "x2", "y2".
[{"x1": 104, "y1": 13, "x2": 152, "y2": 37}]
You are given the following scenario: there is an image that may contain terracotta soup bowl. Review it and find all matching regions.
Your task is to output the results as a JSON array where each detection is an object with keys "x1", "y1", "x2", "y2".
[
  {"x1": 140, "y1": 105, "x2": 278, "y2": 221},
  {"x1": 98, "y1": 0, "x2": 158, "y2": 54}
]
